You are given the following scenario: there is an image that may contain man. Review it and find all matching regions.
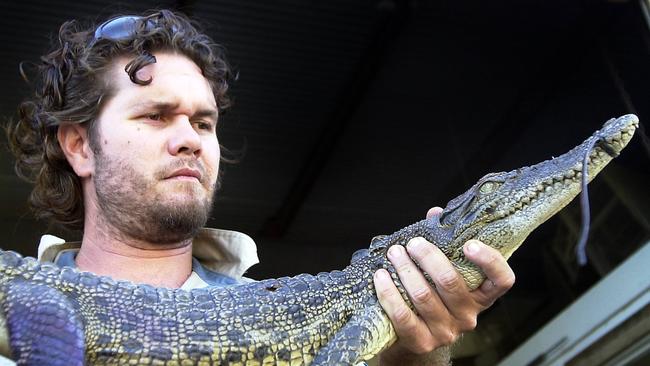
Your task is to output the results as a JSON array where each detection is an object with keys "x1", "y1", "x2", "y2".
[{"x1": 4, "y1": 9, "x2": 514, "y2": 365}]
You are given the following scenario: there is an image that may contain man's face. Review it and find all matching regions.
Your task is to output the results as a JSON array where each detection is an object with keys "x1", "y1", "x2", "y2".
[{"x1": 90, "y1": 52, "x2": 220, "y2": 245}]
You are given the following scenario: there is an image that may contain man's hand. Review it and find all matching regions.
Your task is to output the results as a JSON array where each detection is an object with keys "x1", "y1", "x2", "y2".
[{"x1": 374, "y1": 207, "x2": 515, "y2": 365}]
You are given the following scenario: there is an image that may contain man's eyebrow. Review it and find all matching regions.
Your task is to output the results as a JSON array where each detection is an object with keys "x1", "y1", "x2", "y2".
[
  {"x1": 129, "y1": 101, "x2": 218, "y2": 119},
  {"x1": 129, "y1": 101, "x2": 179, "y2": 112},
  {"x1": 194, "y1": 109, "x2": 219, "y2": 120}
]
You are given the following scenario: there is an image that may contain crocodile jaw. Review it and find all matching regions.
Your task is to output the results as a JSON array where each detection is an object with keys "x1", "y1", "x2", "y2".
[{"x1": 449, "y1": 115, "x2": 638, "y2": 288}]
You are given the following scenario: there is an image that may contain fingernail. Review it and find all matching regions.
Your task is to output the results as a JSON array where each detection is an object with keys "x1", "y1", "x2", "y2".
[
  {"x1": 388, "y1": 245, "x2": 404, "y2": 259},
  {"x1": 406, "y1": 237, "x2": 424, "y2": 250},
  {"x1": 374, "y1": 269, "x2": 390, "y2": 281},
  {"x1": 466, "y1": 241, "x2": 480, "y2": 255}
]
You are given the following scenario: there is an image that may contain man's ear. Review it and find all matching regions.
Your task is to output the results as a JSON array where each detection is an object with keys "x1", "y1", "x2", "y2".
[{"x1": 57, "y1": 123, "x2": 94, "y2": 178}]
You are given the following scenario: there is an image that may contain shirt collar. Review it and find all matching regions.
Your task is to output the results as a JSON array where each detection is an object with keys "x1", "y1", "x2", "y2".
[{"x1": 37, "y1": 228, "x2": 259, "y2": 280}]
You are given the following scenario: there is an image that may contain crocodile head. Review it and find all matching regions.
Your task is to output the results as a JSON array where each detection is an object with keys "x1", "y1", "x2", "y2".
[{"x1": 437, "y1": 114, "x2": 638, "y2": 288}]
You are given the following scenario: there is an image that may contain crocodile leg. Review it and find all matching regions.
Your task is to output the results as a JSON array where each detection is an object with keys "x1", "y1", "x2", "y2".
[
  {"x1": 4, "y1": 280, "x2": 85, "y2": 366},
  {"x1": 311, "y1": 302, "x2": 395, "y2": 366}
]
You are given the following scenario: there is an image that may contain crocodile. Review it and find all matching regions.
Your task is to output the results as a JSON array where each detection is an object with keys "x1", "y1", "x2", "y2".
[{"x1": 0, "y1": 114, "x2": 638, "y2": 365}]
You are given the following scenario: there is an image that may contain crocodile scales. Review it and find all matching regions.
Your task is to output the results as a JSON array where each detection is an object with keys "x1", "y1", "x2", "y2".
[{"x1": 0, "y1": 114, "x2": 639, "y2": 365}]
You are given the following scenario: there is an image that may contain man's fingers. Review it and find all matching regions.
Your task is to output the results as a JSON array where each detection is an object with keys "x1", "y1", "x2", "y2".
[
  {"x1": 374, "y1": 269, "x2": 417, "y2": 327},
  {"x1": 373, "y1": 269, "x2": 434, "y2": 352},
  {"x1": 463, "y1": 240, "x2": 515, "y2": 307},
  {"x1": 426, "y1": 206, "x2": 443, "y2": 219},
  {"x1": 405, "y1": 238, "x2": 477, "y2": 331},
  {"x1": 386, "y1": 244, "x2": 447, "y2": 323}
]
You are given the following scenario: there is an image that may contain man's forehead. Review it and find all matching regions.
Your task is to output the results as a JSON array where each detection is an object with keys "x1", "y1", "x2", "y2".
[
  {"x1": 108, "y1": 53, "x2": 217, "y2": 107},
  {"x1": 112, "y1": 51, "x2": 200, "y2": 68},
  {"x1": 111, "y1": 53, "x2": 205, "y2": 84}
]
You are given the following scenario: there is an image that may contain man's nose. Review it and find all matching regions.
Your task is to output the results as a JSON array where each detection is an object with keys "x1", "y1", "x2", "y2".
[{"x1": 167, "y1": 116, "x2": 201, "y2": 156}]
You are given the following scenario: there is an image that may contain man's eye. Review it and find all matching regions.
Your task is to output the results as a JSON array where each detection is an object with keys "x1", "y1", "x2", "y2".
[
  {"x1": 196, "y1": 121, "x2": 214, "y2": 131},
  {"x1": 146, "y1": 113, "x2": 162, "y2": 121}
]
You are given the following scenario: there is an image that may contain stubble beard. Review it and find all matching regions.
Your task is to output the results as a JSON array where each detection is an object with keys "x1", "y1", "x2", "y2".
[{"x1": 93, "y1": 151, "x2": 217, "y2": 246}]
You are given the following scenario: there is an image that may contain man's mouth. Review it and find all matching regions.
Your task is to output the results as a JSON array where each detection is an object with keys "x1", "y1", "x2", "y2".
[{"x1": 166, "y1": 168, "x2": 202, "y2": 182}]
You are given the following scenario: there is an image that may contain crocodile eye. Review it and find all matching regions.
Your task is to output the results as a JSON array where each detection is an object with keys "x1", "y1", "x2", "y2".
[{"x1": 479, "y1": 181, "x2": 500, "y2": 194}]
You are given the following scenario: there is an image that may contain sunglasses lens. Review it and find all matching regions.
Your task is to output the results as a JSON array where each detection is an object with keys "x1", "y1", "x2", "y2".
[{"x1": 94, "y1": 16, "x2": 143, "y2": 41}]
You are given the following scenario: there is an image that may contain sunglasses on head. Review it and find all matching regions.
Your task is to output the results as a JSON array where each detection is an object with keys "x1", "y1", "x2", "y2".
[{"x1": 91, "y1": 13, "x2": 170, "y2": 46}]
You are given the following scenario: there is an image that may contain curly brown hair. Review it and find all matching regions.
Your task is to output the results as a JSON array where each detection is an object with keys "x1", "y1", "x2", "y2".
[{"x1": 6, "y1": 9, "x2": 233, "y2": 230}]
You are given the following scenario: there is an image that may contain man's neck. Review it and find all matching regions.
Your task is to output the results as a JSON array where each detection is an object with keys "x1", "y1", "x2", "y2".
[{"x1": 76, "y1": 224, "x2": 194, "y2": 289}]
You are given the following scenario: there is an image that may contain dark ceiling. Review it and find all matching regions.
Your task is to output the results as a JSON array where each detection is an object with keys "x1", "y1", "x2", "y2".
[{"x1": 1, "y1": 0, "x2": 649, "y2": 363}]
